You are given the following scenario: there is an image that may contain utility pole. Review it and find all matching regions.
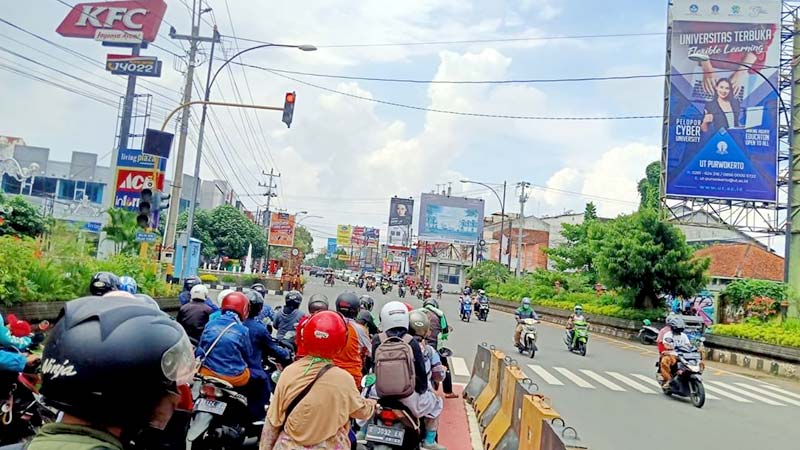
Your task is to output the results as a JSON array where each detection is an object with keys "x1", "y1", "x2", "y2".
[
  {"x1": 164, "y1": 1, "x2": 219, "y2": 263},
  {"x1": 515, "y1": 181, "x2": 531, "y2": 277},
  {"x1": 259, "y1": 168, "x2": 280, "y2": 270}
]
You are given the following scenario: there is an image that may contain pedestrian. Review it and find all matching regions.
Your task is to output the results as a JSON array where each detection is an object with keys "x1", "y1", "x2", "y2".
[{"x1": 423, "y1": 299, "x2": 458, "y2": 399}]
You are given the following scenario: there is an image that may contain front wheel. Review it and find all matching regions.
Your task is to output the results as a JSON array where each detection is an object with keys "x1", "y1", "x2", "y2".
[
  {"x1": 689, "y1": 378, "x2": 706, "y2": 408},
  {"x1": 579, "y1": 342, "x2": 587, "y2": 357}
]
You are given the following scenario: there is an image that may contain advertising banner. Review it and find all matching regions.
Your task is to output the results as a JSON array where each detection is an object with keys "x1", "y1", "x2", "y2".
[
  {"x1": 665, "y1": 0, "x2": 780, "y2": 202},
  {"x1": 326, "y1": 238, "x2": 337, "y2": 257},
  {"x1": 418, "y1": 193, "x2": 485, "y2": 245},
  {"x1": 389, "y1": 197, "x2": 413, "y2": 248},
  {"x1": 336, "y1": 225, "x2": 352, "y2": 246},
  {"x1": 117, "y1": 148, "x2": 167, "y2": 170},
  {"x1": 56, "y1": 0, "x2": 167, "y2": 43},
  {"x1": 268, "y1": 213, "x2": 296, "y2": 247},
  {"x1": 106, "y1": 54, "x2": 163, "y2": 77},
  {"x1": 351, "y1": 226, "x2": 366, "y2": 246}
]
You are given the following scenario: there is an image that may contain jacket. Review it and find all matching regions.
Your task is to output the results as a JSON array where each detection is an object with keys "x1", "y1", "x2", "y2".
[
  {"x1": 515, "y1": 306, "x2": 538, "y2": 320},
  {"x1": 333, "y1": 319, "x2": 372, "y2": 385},
  {"x1": 177, "y1": 300, "x2": 213, "y2": 341},
  {"x1": 243, "y1": 318, "x2": 291, "y2": 379},
  {"x1": 179, "y1": 291, "x2": 219, "y2": 311},
  {"x1": 195, "y1": 311, "x2": 257, "y2": 377},
  {"x1": 0, "y1": 349, "x2": 25, "y2": 373},
  {"x1": 27, "y1": 423, "x2": 124, "y2": 450},
  {"x1": 423, "y1": 306, "x2": 449, "y2": 347},
  {"x1": 371, "y1": 328, "x2": 428, "y2": 395},
  {"x1": 273, "y1": 307, "x2": 305, "y2": 341},
  {"x1": 0, "y1": 314, "x2": 30, "y2": 350}
]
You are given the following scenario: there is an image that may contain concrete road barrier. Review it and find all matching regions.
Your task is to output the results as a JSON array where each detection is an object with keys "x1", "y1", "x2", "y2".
[
  {"x1": 518, "y1": 395, "x2": 561, "y2": 450},
  {"x1": 540, "y1": 418, "x2": 587, "y2": 450},
  {"x1": 483, "y1": 363, "x2": 528, "y2": 450},
  {"x1": 478, "y1": 356, "x2": 513, "y2": 429},
  {"x1": 464, "y1": 342, "x2": 493, "y2": 402},
  {"x1": 474, "y1": 347, "x2": 505, "y2": 419},
  {"x1": 496, "y1": 377, "x2": 538, "y2": 450}
]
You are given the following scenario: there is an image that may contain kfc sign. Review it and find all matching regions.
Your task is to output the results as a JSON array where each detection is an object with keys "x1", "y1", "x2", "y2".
[{"x1": 56, "y1": 0, "x2": 167, "y2": 43}]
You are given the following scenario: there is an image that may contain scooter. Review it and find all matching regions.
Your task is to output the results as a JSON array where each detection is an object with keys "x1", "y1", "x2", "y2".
[
  {"x1": 398, "y1": 285, "x2": 407, "y2": 298},
  {"x1": 359, "y1": 376, "x2": 424, "y2": 450},
  {"x1": 638, "y1": 319, "x2": 660, "y2": 345},
  {"x1": 564, "y1": 321, "x2": 589, "y2": 356},
  {"x1": 381, "y1": 283, "x2": 392, "y2": 295},
  {"x1": 516, "y1": 318, "x2": 539, "y2": 358},
  {"x1": 460, "y1": 301, "x2": 472, "y2": 322},
  {"x1": 657, "y1": 347, "x2": 706, "y2": 408},
  {"x1": 0, "y1": 363, "x2": 59, "y2": 446},
  {"x1": 477, "y1": 302, "x2": 490, "y2": 321},
  {"x1": 186, "y1": 375, "x2": 260, "y2": 450}
]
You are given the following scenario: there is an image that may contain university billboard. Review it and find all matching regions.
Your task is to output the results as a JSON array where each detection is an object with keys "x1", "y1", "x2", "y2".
[
  {"x1": 665, "y1": 0, "x2": 780, "y2": 202},
  {"x1": 418, "y1": 193, "x2": 484, "y2": 245},
  {"x1": 268, "y1": 213, "x2": 296, "y2": 247},
  {"x1": 388, "y1": 197, "x2": 413, "y2": 248}
]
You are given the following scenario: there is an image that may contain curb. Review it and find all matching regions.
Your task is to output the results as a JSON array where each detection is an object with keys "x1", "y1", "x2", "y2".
[
  {"x1": 203, "y1": 284, "x2": 284, "y2": 296},
  {"x1": 465, "y1": 401, "x2": 484, "y2": 450}
]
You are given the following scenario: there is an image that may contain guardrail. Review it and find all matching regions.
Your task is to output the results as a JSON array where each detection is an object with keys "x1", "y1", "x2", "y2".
[{"x1": 465, "y1": 343, "x2": 588, "y2": 450}]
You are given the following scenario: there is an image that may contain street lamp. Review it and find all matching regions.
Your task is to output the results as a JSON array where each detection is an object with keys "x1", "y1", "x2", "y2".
[
  {"x1": 179, "y1": 36, "x2": 316, "y2": 281},
  {"x1": 461, "y1": 180, "x2": 507, "y2": 264},
  {"x1": 687, "y1": 53, "x2": 793, "y2": 284}
]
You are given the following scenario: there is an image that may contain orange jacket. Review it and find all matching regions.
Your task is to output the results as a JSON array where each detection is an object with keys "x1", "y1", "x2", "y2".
[{"x1": 333, "y1": 321, "x2": 370, "y2": 387}]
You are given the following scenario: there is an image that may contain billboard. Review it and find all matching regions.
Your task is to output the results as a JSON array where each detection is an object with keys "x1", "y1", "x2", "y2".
[
  {"x1": 418, "y1": 193, "x2": 485, "y2": 245},
  {"x1": 112, "y1": 148, "x2": 166, "y2": 210},
  {"x1": 268, "y1": 213, "x2": 296, "y2": 247},
  {"x1": 337, "y1": 225, "x2": 352, "y2": 246},
  {"x1": 56, "y1": 0, "x2": 168, "y2": 43},
  {"x1": 351, "y1": 226, "x2": 380, "y2": 246},
  {"x1": 326, "y1": 238, "x2": 337, "y2": 257},
  {"x1": 388, "y1": 197, "x2": 413, "y2": 248},
  {"x1": 665, "y1": 0, "x2": 780, "y2": 202},
  {"x1": 106, "y1": 54, "x2": 163, "y2": 77}
]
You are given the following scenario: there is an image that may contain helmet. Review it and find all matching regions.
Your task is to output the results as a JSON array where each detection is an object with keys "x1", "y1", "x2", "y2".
[
  {"x1": 221, "y1": 292, "x2": 250, "y2": 320},
  {"x1": 359, "y1": 295, "x2": 375, "y2": 312},
  {"x1": 183, "y1": 276, "x2": 201, "y2": 292},
  {"x1": 335, "y1": 292, "x2": 360, "y2": 319},
  {"x1": 574, "y1": 304, "x2": 583, "y2": 314},
  {"x1": 119, "y1": 276, "x2": 138, "y2": 294},
  {"x1": 308, "y1": 293, "x2": 329, "y2": 314},
  {"x1": 521, "y1": 297, "x2": 531, "y2": 306},
  {"x1": 356, "y1": 309, "x2": 375, "y2": 327},
  {"x1": 89, "y1": 272, "x2": 119, "y2": 296},
  {"x1": 408, "y1": 309, "x2": 431, "y2": 338},
  {"x1": 479, "y1": 289, "x2": 485, "y2": 295},
  {"x1": 423, "y1": 298, "x2": 439, "y2": 309},
  {"x1": 191, "y1": 284, "x2": 209, "y2": 301},
  {"x1": 134, "y1": 293, "x2": 160, "y2": 310},
  {"x1": 643, "y1": 319, "x2": 652, "y2": 326},
  {"x1": 103, "y1": 291, "x2": 135, "y2": 299},
  {"x1": 380, "y1": 301, "x2": 410, "y2": 331},
  {"x1": 217, "y1": 289, "x2": 234, "y2": 307},
  {"x1": 285, "y1": 291, "x2": 303, "y2": 310},
  {"x1": 668, "y1": 316, "x2": 686, "y2": 333},
  {"x1": 251, "y1": 283, "x2": 267, "y2": 297},
  {"x1": 40, "y1": 296, "x2": 194, "y2": 427},
  {"x1": 244, "y1": 289, "x2": 265, "y2": 318},
  {"x1": 403, "y1": 302, "x2": 414, "y2": 312},
  {"x1": 299, "y1": 311, "x2": 349, "y2": 360}
]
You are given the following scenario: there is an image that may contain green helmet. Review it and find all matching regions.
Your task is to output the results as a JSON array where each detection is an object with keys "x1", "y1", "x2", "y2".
[
  {"x1": 643, "y1": 319, "x2": 652, "y2": 326},
  {"x1": 574, "y1": 304, "x2": 583, "y2": 313}
]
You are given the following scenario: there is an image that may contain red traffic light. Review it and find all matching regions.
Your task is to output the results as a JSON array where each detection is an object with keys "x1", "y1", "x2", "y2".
[{"x1": 285, "y1": 92, "x2": 295, "y2": 104}]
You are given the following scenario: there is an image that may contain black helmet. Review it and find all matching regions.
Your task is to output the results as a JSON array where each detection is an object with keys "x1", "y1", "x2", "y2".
[
  {"x1": 245, "y1": 289, "x2": 265, "y2": 318},
  {"x1": 356, "y1": 309, "x2": 376, "y2": 328},
  {"x1": 251, "y1": 283, "x2": 267, "y2": 297},
  {"x1": 183, "y1": 276, "x2": 201, "y2": 292},
  {"x1": 89, "y1": 272, "x2": 119, "y2": 296},
  {"x1": 285, "y1": 290, "x2": 303, "y2": 310},
  {"x1": 40, "y1": 296, "x2": 194, "y2": 427},
  {"x1": 359, "y1": 295, "x2": 375, "y2": 312},
  {"x1": 308, "y1": 293, "x2": 329, "y2": 314},
  {"x1": 423, "y1": 298, "x2": 439, "y2": 309},
  {"x1": 336, "y1": 292, "x2": 360, "y2": 319}
]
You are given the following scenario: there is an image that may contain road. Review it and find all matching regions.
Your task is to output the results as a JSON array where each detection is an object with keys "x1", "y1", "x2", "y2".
[{"x1": 265, "y1": 279, "x2": 800, "y2": 450}]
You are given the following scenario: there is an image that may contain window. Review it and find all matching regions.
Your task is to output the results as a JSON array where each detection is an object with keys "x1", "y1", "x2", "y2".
[
  {"x1": 31, "y1": 177, "x2": 57, "y2": 197},
  {"x1": 437, "y1": 265, "x2": 460, "y2": 285},
  {"x1": 58, "y1": 179, "x2": 76, "y2": 200},
  {"x1": 1, "y1": 174, "x2": 21, "y2": 194},
  {"x1": 84, "y1": 182, "x2": 103, "y2": 203}
]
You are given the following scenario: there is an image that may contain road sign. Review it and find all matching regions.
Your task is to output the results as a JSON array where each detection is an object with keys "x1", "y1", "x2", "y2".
[
  {"x1": 143, "y1": 128, "x2": 173, "y2": 158},
  {"x1": 56, "y1": 0, "x2": 168, "y2": 43},
  {"x1": 106, "y1": 54, "x2": 162, "y2": 77},
  {"x1": 135, "y1": 231, "x2": 157, "y2": 243}
]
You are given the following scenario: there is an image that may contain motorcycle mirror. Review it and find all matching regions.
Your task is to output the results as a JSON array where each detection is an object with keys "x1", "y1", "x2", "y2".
[
  {"x1": 38, "y1": 320, "x2": 50, "y2": 331},
  {"x1": 438, "y1": 347, "x2": 453, "y2": 358}
]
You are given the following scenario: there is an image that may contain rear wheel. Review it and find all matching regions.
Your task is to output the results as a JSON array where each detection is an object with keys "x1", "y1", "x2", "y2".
[
  {"x1": 689, "y1": 378, "x2": 706, "y2": 408},
  {"x1": 579, "y1": 343, "x2": 587, "y2": 357}
]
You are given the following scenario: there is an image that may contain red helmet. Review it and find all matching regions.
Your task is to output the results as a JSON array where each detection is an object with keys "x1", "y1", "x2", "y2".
[
  {"x1": 299, "y1": 311, "x2": 349, "y2": 360},
  {"x1": 403, "y1": 302, "x2": 414, "y2": 312},
  {"x1": 221, "y1": 292, "x2": 250, "y2": 320}
]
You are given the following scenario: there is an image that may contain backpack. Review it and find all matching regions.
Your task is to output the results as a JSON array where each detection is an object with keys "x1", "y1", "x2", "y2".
[{"x1": 373, "y1": 332, "x2": 416, "y2": 398}]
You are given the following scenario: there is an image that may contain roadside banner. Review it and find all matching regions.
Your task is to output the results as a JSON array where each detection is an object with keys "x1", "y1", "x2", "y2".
[
  {"x1": 268, "y1": 213, "x2": 296, "y2": 247},
  {"x1": 337, "y1": 224, "x2": 352, "y2": 246},
  {"x1": 327, "y1": 238, "x2": 337, "y2": 257}
]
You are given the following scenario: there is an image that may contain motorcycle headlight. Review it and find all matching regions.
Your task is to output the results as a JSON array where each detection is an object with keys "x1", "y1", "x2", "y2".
[{"x1": 687, "y1": 364, "x2": 700, "y2": 372}]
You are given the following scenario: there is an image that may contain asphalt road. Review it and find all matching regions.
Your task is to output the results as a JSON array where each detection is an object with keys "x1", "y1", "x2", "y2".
[{"x1": 261, "y1": 279, "x2": 800, "y2": 450}]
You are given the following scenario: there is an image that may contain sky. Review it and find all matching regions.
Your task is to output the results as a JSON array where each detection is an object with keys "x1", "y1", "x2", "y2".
[{"x1": 1, "y1": 0, "x2": 680, "y2": 248}]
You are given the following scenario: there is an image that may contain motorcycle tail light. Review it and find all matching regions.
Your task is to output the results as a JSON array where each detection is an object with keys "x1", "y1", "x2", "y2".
[
  {"x1": 379, "y1": 409, "x2": 398, "y2": 424},
  {"x1": 201, "y1": 384, "x2": 219, "y2": 399}
]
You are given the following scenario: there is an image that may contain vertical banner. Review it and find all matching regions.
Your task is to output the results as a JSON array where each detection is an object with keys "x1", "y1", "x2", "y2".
[
  {"x1": 326, "y1": 238, "x2": 338, "y2": 257},
  {"x1": 418, "y1": 193, "x2": 485, "y2": 244},
  {"x1": 351, "y1": 226, "x2": 366, "y2": 246},
  {"x1": 268, "y1": 213, "x2": 296, "y2": 247},
  {"x1": 336, "y1": 225, "x2": 353, "y2": 246},
  {"x1": 665, "y1": 0, "x2": 780, "y2": 202},
  {"x1": 112, "y1": 148, "x2": 167, "y2": 228},
  {"x1": 388, "y1": 197, "x2": 414, "y2": 248}
]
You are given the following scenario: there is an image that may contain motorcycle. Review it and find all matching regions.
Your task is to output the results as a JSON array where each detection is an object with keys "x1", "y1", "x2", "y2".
[
  {"x1": 638, "y1": 320, "x2": 660, "y2": 345},
  {"x1": 186, "y1": 375, "x2": 259, "y2": 450},
  {"x1": 460, "y1": 301, "x2": 472, "y2": 322},
  {"x1": 409, "y1": 285, "x2": 418, "y2": 296},
  {"x1": 324, "y1": 275, "x2": 335, "y2": 287},
  {"x1": 564, "y1": 320, "x2": 589, "y2": 356},
  {"x1": 477, "y1": 302, "x2": 490, "y2": 321},
  {"x1": 657, "y1": 347, "x2": 706, "y2": 408},
  {"x1": 0, "y1": 362, "x2": 59, "y2": 445},
  {"x1": 359, "y1": 377, "x2": 423, "y2": 450},
  {"x1": 398, "y1": 285, "x2": 406, "y2": 298},
  {"x1": 516, "y1": 318, "x2": 539, "y2": 358},
  {"x1": 381, "y1": 283, "x2": 392, "y2": 295}
]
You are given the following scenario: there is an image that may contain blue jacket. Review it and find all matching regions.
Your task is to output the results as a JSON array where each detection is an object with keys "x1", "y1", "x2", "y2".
[
  {"x1": 0, "y1": 314, "x2": 28, "y2": 373},
  {"x1": 195, "y1": 311, "x2": 257, "y2": 377},
  {"x1": 0, "y1": 314, "x2": 31, "y2": 350},
  {"x1": 256, "y1": 304, "x2": 275, "y2": 323},
  {"x1": 179, "y1": 291, "x2": 219, "y2": 312},
  {"x1": 242, "y1": 318, "x2": 291, "y2": 379}
]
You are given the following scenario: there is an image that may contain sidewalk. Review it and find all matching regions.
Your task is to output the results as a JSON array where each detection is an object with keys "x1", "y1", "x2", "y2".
[{"x1": 438, "y1": 385, "x2": 478, "y2": 449}]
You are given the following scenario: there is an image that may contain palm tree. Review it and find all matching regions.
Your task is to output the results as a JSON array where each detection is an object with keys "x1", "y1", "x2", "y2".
[{"x1": 102, "y1": 208, "x2": 139, "y2": 255}]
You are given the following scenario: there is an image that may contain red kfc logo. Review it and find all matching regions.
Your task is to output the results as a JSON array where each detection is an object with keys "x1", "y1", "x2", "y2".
[{"x1": 56, "y1": 0, "x2": 167, "y2": 43}]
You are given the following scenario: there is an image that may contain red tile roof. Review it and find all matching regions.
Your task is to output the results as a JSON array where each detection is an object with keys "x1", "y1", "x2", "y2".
[{"x1": 694, "y1": 243, "x2": 784, "y2": 281}]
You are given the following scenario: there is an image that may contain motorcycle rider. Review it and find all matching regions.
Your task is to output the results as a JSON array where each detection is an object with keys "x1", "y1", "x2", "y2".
[
  {"x1": 273, "y1": 291, "x2": 306, "y2": 347},
  {"x1": 357, "y1": 295, "x2": 379, "y2": 336},
  {"x1": 242, "y1": 290, "x2": 292, "y2": 419},
  {"x1": 375, "y1": 301, "x2": 446, "y2": 450},
  {"x1": 423, "y1": 299, "x2": 457, "y2": 399},
  {"x1": 333, "y1": 292, "x2": 372, "y2": 387},
  {"x1": 89, "y1": 271, "x2": 119, "y2": 296},
  {"x1": 118, "y1": 276, "x2": 138, "y2": 294},
  {"x1": 659, "y1": 316, "x2": 694, "y2": 388},
  {"x1": 657, "y1": 312, "x2": 677, "y2": 354},
  {"x1": 196, "y1": 292, "x2": 257, "y2": 388},
  {"x1": 295, "y1": 294, "x2": 330, "y2": 359},
  {"x1": 473, "y1": 289, "x2": 489, "y2": 313},
  {"x1": 176, "y1": 284, "x2": 213, "y2": 342},
  {"x1": 0, "y1": 312, "x2": 37, "y2": 380},
  {"x1": 259, "y1": 311, "x2": 376, "y2": 450},
  {"x1": 408, "y1": 309, "x2": 447, "y2": 388},
  {"x1": 178, "y1": 276, "x2": 201, "y2": 304},
  {"x1": 26, "y1": 296, "x2": 195, "y2": 450},
  {"x1": 435, "y1": 282, "x2": 443, "y2": 299},
  {"x1": 514, "y1": 298, "x2": 539, "y2": 349},
  {"x1": 566, "y1": 304, "x2": 587, "y2": 344}
]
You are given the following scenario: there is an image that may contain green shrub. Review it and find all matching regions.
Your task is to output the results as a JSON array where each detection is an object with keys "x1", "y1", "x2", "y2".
[
  {"x1": 200, "y1": 273, "x2": 218, "y2": 283},
  {"x1": 504, "y1": 291, "x2": 662, "y2": 322},
  {"x1": 711, "y1": 319, "x2": 800, "y2": 348},
  {"x1": 221, "y1": 274, "x2": 237, "y2": 283},
  {"x1": 720, "y1": 279, "x2": 786, "y2": 308}
]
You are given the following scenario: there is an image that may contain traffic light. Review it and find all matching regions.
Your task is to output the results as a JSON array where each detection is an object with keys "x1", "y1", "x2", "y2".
[
  {"x1": 282, "y1": 91, "x2": 296, "y2": 128},
  {"x1": 137, "y1": 188, "x2": 153, "y2": 229},
  {"x1": 155, "y1": 191, "x2": 171, "y2": 212}
]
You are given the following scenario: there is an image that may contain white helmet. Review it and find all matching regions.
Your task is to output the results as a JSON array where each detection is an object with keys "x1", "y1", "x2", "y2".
[
  {"x1": 191, "y1": 284, "x2": 209, "y2": 301},
  {"x1": 380, "y1": 301, "x2": 410, "y2": 331},
  {"x1": 216, "y1": 288, "x2": 234, "y2": 307}
]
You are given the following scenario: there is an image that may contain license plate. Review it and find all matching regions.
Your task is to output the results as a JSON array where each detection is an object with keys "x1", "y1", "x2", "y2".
[
  {"x1": 365, "y1": 424, "x2": 405, "y2": 445},
  {"x1": 195, "y1": 398, "x2": 227, "y2": 415}
]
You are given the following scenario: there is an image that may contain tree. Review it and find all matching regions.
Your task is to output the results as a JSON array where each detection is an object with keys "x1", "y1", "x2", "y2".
[
  {"x1": 207, "y1": 205, "x2": 267, "y2": 259},
  {"x1": 0, "y1": 194, "x2": 48, "y2": 238},
  {"x1": 307, "y1": 251, "x2": 346, "y2": 269},
  {"x1": 293, "y1": 225, "x2": 313, "y2": 255},
  {"x1": 102, "y1": 208, "x2": 139, "y2": 255},
  {"x1": 593, "y1": 209, "x2": 709, "y2": 309},
  {"x1": 637, "y1": 161, "x2": 661, "y2": 211},
  {"x1": 544, "y1": 220, "x2": 604, "y2": 284},
  {"x1": 466, "y1": 261, "x2": 511, "y2": 290},
  {"x1": 583, "y1": 202, "x2": 597, "y2": 221},
  {"x1": 176, "y1": 209, "x2": 217, "y2": 259}
]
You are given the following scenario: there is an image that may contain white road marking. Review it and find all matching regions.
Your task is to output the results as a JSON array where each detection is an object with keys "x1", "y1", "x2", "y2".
[
  {"x1": 703, "y1": 381, "x2": 784, "y2": 406},
  {"x1": 553, "y1": 367, "x2": 595, "y2": 389},
  {"x1": 579, "y1": 370, "x2": 627, "y2": 392},
  {"x1": 527, "y1": 365, "x2": 564, "y2": 385},
  {"x1": 734, "y1": 383, "x2": 800, "y2": 407},
  {"x1": 627, "y1": 373, "x2": 720, "y2": 400},
  {"x1": 606, "y1": 372, "x2": 656, "y2": 394},
  {"x1": 451, "y1": 357, "x2": 471, "y2": 377},
  {"x1": 757, "y1": 384, "x2": 800, "y2": 401},
  {"x1": 703, "y1": 384, "x2": 753, "y2": 402}
]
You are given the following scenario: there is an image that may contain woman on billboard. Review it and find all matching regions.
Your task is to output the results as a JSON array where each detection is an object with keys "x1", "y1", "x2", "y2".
[{"x1": 700, "y1": 78, "x2": 742, "y2": 134}]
